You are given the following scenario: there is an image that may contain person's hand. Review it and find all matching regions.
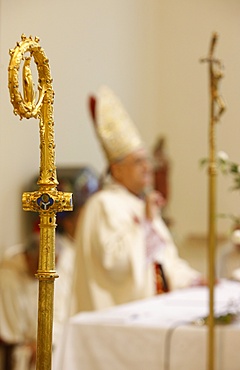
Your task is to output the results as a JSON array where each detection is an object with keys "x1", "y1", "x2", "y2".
[{"x1": 145, "y1": 191, "x2": 166, "y2": 221}]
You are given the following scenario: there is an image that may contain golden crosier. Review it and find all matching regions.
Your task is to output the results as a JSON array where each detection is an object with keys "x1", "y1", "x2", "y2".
[
  {"x1": 201, "y1": 32, "x2": 226, "y2": 370},
  {"x1": 8, "y1": 34, "x2": 73, "y2": 370}
]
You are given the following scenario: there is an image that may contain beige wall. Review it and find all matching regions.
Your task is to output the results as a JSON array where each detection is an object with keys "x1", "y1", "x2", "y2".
[{"x1": 1, "y1": 0, "x2": 240, "y2": 254}]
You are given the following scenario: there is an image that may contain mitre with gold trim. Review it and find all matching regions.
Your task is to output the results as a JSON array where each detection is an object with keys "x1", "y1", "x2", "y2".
[{"x1": 88, "y1": 86, "x2": 145, "y2": 164}]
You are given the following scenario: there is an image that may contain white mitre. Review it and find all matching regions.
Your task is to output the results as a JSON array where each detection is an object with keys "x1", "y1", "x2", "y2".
[{"x1": 90, "y1": 86, "x2": 145, "y2": 164}]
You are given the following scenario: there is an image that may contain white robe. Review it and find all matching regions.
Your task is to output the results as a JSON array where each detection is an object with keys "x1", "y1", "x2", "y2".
[
  {"x1": 0, "y1": 246, "x2": 38, "y2": 370},
  {"x1": 0, "y1": 235, "x2": 76, "y2": 370},
  {"x1": 53, "y1": 234, "x2": 76, "y2": 346},
  {"x1": 0, "y1": 246, "x2": 38, "y2": 344},
  {"x1": 72, "y1": 181, "x2": 201, "y2": 313}
]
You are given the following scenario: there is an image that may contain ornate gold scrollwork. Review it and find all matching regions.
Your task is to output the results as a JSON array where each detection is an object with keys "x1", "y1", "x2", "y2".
[{"x1": 9, "y1": 34, "x2": 46, "y2": 119}]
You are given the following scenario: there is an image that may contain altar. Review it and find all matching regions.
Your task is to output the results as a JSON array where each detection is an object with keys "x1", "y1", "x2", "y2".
[{"x1": 53, "y1": 280, "x2": 240, "y2": 370}]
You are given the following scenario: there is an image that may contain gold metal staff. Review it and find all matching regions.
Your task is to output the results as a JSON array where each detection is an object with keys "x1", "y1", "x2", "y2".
[
  {"x1": 8, "y1": 34, "x2": 73, "y2": 370},
  {"x1": 200, "y1": 32, "x2": 226, "y2": 370}
]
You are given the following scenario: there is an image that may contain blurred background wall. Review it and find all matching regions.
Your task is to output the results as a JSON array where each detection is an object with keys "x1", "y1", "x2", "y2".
[{"x1": 1, "y1": 0, "x2": 240, "y2": 256}]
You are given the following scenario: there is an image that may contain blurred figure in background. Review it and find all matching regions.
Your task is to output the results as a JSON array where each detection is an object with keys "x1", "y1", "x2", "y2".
[
  {"x1": 0, "y1": 234, "x2": 40, "y2": 370},
  {"x1": 0, "y1": 166, "x2": 99, "y2": 370},
  {"x1": 72, "y1": 86, "x2": 204, "y2": 314}
]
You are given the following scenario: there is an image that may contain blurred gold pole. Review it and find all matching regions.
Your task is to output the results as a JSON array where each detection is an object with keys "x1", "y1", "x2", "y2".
[
  {"x1": 200, "y1": 32, "x2": 225, "y2": 370},
  {"x1": 8, "y1": 35, "x2": 73, "y2": 370},
  {"x1": 208, "y1": 35, "x2": 217, "y2": 370}
]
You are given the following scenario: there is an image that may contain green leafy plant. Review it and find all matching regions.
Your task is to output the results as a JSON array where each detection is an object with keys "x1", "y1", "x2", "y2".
[
  {"x1": 194, "y1": 312, "x2": 238, "y2": 326},
  {"x1": 200, "y1": 151, "x2": 240, "y2": 226},
  {"x1": 200, "y1": 151, "x2": 240, "y2": 190}
]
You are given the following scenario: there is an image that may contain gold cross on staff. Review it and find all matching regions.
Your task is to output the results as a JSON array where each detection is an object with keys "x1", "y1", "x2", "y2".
[{"x1": 8, "y1": 34, "x2": 73, "y2": 370}]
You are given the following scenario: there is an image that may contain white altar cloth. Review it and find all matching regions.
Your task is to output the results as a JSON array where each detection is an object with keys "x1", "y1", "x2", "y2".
[{"x1": 53, "y1": 280, "x2": 240, "y2": 370}]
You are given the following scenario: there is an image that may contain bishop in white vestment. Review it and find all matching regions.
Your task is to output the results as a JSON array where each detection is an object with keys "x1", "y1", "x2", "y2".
[{"x1": 72, "y1": 86, "x2": 203, "y2": 313}]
